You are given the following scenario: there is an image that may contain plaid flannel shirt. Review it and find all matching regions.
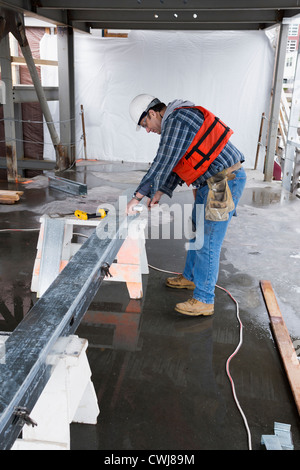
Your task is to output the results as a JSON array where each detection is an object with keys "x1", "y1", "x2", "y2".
[{"x1": 135, "y1": 106, "x2": 245, "y2": 199}]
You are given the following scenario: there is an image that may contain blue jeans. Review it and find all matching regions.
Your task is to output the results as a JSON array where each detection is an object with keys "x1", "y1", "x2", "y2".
[{"x1": 183, "y1": 167, "x2": 246, "y2": 304}]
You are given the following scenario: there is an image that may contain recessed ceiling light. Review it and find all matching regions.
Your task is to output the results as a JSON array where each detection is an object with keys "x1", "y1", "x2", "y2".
[
  {"x1": 174, "y1": 13, "x2": 178, "y2": 18},
  {"x1": 193, "y1": 14, "x2": 198, "y2": 18},
  {"x1": 155, "y1": 14, "x2": 159, "y2": 18}
]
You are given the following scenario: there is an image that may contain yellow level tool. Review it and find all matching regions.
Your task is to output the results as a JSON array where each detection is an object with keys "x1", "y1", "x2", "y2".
[{"x1": 74, "y1": 208, "x2": 108, "y2": 221}]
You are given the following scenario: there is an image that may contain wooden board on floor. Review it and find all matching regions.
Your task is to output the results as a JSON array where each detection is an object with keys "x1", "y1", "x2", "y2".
[
  {"x1": 0, "y1": 190, "x2": 23, "y2": 204},
  {"x1": 260, "y1": 280, "x2": 300, "y2": 415}
]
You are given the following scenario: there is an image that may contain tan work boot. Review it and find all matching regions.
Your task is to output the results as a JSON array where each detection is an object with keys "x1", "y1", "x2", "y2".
[
  {"x1": 166, "y1": 274, "x2": 195, "y2": 290},
  {"x1": 175, "y1": 298, "x2": 214, "y2": 316}
]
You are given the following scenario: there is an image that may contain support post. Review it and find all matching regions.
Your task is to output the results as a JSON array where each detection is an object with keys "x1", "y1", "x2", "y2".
[
  {"x1": 282, "y1": 37, "x2": 300, "y2": 192},
  {"x1": 57, "y1": 26, "x2": 76, "y2": 167},
  {"x1": 10, "y1": 34, "x2": 24, "y2": 177},
  {"x1": 14, "y1": 103, "x2": 24, "y2": 178},
  {"x1": 264, "y1": 23, "x2": 289, "y2": 182},
  {"x1": 0, "y1": 34, "x2": 18, "y2": 181}
]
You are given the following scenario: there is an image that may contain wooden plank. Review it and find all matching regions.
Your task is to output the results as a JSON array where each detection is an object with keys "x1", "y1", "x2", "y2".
[
  {"x1": 11, "y1": 56, "x2": 58, "y2": 67},
  {"x1": 0, "y1": 190, "x2": 23, "y2": 197},
  {"x1": 260, "y1": 280, "x2": 300, "y2": 415},
  {"x1": 0, "y1": 190, "x2": 23, "y2": 204},
  {"x1": 103, "y1": 29, "x2": 128, "y2": 38},
  {"x1": 0, "y1": 198, "x2": 17, "y2": 205}
]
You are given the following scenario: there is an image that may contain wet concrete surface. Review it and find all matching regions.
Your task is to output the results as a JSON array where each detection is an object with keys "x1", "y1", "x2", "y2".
[{"x1": 0, "y1": 163, "x2": 299, "y2": 451}]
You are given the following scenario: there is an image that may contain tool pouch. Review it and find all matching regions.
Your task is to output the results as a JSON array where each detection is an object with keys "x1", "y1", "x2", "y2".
[{"x1": 205, "y1": 169, "x2": 235, "y2": 221}]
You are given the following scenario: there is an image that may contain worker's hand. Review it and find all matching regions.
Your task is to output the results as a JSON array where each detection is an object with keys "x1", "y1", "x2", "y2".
[
  {"x1": 126, "y1": 198, "x2": 141, "y2": 215},
  {"x1": 147, "y1": 190, "x2": 164, "y2": 209}
]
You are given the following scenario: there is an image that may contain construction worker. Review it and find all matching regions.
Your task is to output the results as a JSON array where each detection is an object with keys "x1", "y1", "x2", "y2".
[{"x1": 127, "y1": 94, "x2": 246, "y2": 317}]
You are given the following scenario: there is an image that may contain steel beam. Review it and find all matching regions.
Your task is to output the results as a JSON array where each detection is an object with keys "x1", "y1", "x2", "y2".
[
  {"x1": 88, "y1": 22, "x2": 273, "y2": 31},
  {"x1": 0, "y1": 205, "x2": 138, "y2": 450},
  {"x1": 29, "y1": 0, "x2": 300, "y2": 10},
  {"x1": 57, "y1": 26, "x2": 76, "y2": 166},
  {"x1": 12, "y1": 85, "x2": 59, "y2": 103},
  {"x1": 3, "y1": 0, "x2": 300, "y2": 33},
  {"x1": 0, "y1": 156, "x2": 56, "y2": 169},
  {"x1": 69, "y1": 9, "x2": 284, "y2": 23},
  {"x1": 0, "y1": 1, "x2": 68, "y2": 27}
]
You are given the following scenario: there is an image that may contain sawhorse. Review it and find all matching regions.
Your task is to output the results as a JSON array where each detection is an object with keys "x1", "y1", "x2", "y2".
[
  {"x1": 31, "y1": 214, "x2": 148, "y2": 299},
  {"x1": 0, "y1": 334, "x2": 99, "y2": 450}
]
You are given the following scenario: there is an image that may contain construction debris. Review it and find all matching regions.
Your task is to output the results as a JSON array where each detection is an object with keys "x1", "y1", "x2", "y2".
[
  {"x1": 48, "y1": 175, "x2": 87, "y2": 196},
  {"x1": 0, "y1": 190, "x2": 23, "y2": 204},
  {"x1": 261, "y1": 422, "x2": 294, "y2": 450}
]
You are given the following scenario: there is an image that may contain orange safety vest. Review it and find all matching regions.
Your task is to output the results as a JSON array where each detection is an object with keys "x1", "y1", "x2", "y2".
[{"x1": 172, "y1": 106, "x2": 233, "y2": 186}]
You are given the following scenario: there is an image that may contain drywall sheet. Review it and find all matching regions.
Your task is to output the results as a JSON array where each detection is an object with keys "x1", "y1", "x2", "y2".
[{"x1": 42, "y1": 30, "x2": 275, "y2": 169}]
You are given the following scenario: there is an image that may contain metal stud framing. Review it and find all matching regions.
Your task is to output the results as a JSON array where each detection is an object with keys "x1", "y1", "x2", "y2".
[{"x1": 0, "y1": 208, "x2": 137, "y2": 450}]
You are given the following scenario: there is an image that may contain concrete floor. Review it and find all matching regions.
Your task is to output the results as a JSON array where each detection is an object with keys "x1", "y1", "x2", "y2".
[{"x1": 0, "y1": 161, "x2": 299, "y2": 451}]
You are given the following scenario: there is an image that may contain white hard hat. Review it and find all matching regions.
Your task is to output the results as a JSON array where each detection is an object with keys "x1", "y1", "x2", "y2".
[{"x1": 129, "y1": 94, "x2": 161, "y2": 130}]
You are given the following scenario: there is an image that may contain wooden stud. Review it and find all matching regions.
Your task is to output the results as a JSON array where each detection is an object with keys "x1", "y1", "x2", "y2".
[
  {"x1": 254, "y1": 112, "x2": 265, "y2": 170},
  {"x1": 260, "y1": 280, "x2": 300, "y2": 415},
  {"x1": 103, "y1": 29, "x2": 128, "y2": 38},
  {"x1": 0, "y1": 190, "x2": 23, "y2": 204},
  {"x1": 80, "y1": 105, "x2": 87, "y2": 160},
  {"x1": 11, "y1": 56, "x2": 58, "y2": 67}
]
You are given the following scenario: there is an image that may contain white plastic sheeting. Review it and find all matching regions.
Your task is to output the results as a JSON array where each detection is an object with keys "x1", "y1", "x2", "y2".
[{"x1": 41, "y1": 30, "x2": 275, "y2": 170}]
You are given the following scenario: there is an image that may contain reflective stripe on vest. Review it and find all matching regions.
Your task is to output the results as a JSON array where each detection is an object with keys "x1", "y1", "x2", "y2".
[{"x1": 172, "y1": 106, "x2": 233, "y2": 186}]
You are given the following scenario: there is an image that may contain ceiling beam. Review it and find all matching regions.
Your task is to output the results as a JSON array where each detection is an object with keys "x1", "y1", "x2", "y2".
[
  {"x1": 24, "y1": 0, "x2": 300, "y2": 10},
  {"x1": 1, "y1": 0, "x2": 300, "y2": 33},
  {"x1": 0, "y1": 2, "x2": 90, "y2": 33},
  {"x1": 2, "y1": 0, "x2": 300, "y2": 13},
  {"x1": 88, "y1": 22, "x2": 274, "y2": 31},
  {"x1": 68, "y1": 9, "x2": 285, "y2": 23},
  {"x1": 0, "y1": 1, "x2": 68, "y2": 25}
]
